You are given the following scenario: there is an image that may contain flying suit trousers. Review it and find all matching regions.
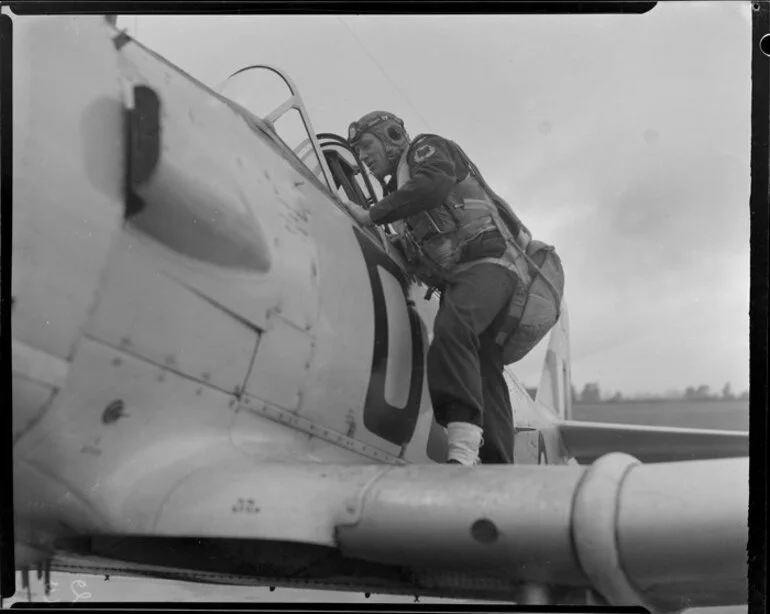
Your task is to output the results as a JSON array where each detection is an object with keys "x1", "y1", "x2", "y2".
[{"x1": 428, "y1": 260, "x2": 518, "y2": 464}]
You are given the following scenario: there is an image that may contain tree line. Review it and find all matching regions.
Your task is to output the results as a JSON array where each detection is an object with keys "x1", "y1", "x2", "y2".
[{"x1": 567, "y1": 382, "x2": 750, "y2": 404}]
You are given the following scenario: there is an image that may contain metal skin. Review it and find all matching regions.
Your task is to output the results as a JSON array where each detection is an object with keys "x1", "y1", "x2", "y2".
[{"x1": 9, "y1": 16, "x2": 748, "y2": 609}]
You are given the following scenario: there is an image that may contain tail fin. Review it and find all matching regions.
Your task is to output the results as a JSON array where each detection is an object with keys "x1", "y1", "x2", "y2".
[{"x1": 535, "y1": 304, "x2": 572, "y2": 420}]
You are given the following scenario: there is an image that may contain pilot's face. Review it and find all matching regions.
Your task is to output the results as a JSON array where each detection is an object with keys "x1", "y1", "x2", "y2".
[{"x1": 355, "y1": 133, "x2": 391, "y2": 181}]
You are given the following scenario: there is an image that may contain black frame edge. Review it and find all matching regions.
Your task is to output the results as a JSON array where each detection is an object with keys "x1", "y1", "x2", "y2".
[
  {"x1": 749, "y1": 3, "x2": 769, "y2": 614},
  {"x1": 0, "y1": 9, "x2": 16, "y2": 602}
]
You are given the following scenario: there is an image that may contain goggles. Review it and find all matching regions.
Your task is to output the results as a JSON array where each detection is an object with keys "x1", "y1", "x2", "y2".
[{"x1": 348, "y1": 112, "x2": 404, "y2": 145}]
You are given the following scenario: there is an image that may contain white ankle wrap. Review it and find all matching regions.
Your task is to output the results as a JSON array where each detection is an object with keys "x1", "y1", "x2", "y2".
[{"x1": 446, "y1": 422, "x2": 483, "y2": 466}]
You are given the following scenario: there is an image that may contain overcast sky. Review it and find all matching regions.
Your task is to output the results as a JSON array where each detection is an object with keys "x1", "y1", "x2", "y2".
[{"x1": 115, "y1": 3, "x2": 751, "y2": 397}]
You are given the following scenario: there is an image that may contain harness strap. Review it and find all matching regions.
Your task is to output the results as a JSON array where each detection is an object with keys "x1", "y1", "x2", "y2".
[
  {"x1": 409, "y1": 209, "x2": 495, "y2": 243},
  {"x1": 450, "y1": 141, "x2": 563, "y2": 319},
  {"x1": 494, "y1": 283, "x2": 529, "y2": 346},
  {"x1": 448, "y1": 146, "x2": 565, "y2": 349},
  {"x1": 394, "y1": 137, "x2": 558, "y2": 319}
]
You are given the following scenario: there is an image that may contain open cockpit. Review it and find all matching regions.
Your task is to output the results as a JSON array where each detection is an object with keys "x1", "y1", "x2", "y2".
[{"x1": 218, "y1": 65, "x2": 384, "y2": 213}]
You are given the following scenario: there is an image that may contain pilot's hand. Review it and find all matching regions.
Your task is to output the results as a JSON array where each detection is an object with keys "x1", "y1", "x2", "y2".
[{"x1": 343, "y1": 200, "x2": 374, "y2": 226}]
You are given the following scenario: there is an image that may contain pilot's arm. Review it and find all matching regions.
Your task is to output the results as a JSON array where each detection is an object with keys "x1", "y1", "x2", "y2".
[{"x1": 353, "y1": 135, "x2": 468, "y2": 226}]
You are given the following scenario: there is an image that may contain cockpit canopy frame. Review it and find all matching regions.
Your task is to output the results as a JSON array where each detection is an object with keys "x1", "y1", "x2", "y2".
[{"x1": 221, "y1": 64, "x2": 337, "y2": 194}]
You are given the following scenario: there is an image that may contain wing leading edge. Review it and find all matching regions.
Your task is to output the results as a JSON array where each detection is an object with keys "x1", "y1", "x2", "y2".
[
  {"x1": 29, "y1": 455, "x2": 746, "y2": 611},
  {"x1": 557, "y1": 419, "x2": 749, "y2": 464}
]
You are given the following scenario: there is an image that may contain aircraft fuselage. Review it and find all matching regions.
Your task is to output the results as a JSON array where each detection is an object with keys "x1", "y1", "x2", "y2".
[{"x1": 11, "y1": 15, "x2": 568, "y2": 570}]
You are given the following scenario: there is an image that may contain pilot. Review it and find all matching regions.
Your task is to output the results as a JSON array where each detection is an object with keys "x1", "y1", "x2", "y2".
[{"x1": 346, "y1": 111, "x2": 528, "y2": 466}]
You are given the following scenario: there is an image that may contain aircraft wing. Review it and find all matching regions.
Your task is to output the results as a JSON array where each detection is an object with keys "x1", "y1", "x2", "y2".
[
  {"x1": 17, "y1": 455, "x2": 747, "y2": 612},
  {"x1": 557, "y1": 420, "x2": 749, "y2": 464}
]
